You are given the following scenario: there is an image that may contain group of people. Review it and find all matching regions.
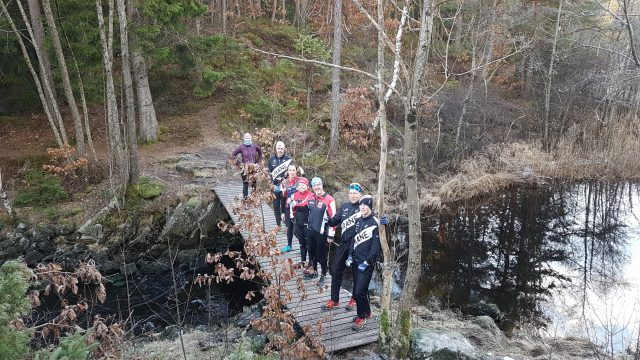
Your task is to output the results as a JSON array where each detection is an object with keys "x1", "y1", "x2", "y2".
[{"x1": 231, "y1": 133, "x2": 384, "y2": 331}]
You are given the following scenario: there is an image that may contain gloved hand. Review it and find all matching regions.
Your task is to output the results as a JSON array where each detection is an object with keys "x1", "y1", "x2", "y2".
[
  {"x1": 380, "y1": 216, "x2": 389, "y2": 225},
  {"x1": 345, "y1": 256, "x2": 353, "y2": 267},
  {"x1": 357, "y1": 261, "x2": 369, "y2": 272},
  {"x1": 327, "y1": 236, "x2": 334, "y2": 243}
]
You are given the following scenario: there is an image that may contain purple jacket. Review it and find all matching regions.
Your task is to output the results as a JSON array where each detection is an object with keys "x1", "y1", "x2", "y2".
[{"x1": 232, "y1": 144, "x2": 263, "y2": 164}]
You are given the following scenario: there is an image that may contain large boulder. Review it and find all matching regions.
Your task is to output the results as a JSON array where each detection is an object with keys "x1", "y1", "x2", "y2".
[
  {"x1": 159, "y1": 197, "x2": 205, "y2": 247},
  {"x1": 410, "y1": 328, "x2": 477, "y2": 360},
  {"x1": 461, "y1": 303, "x2": 502, "y2": 322}
]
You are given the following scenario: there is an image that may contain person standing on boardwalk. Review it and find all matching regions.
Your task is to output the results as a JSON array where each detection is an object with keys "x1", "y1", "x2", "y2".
[
  {"x1": 290, "y1": 177, "x2": 313, "y2": 269},
  {"x1": 304, "y1": 177, "x2": 336, "y2": 284},
  {"x1": 348, "y1": 195, "x2": 382, "y2": 331},
  {"x1": 321, "y1": 182, "x2": 363, "y2": 311},
  {"x1": 231, "y1": 133, "x2": 263, "y2": 199},
  {"x1": 268, "y1": 141, "x2": 291, "y2": 229},
  {"x1": 281, "y1": 164, "x2": 302, "y2": 253}
]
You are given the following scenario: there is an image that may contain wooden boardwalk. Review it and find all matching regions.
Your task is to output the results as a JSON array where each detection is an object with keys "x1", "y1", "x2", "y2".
[{"x1": 212, "y1": 182, "x2": 379, "y2": 353}]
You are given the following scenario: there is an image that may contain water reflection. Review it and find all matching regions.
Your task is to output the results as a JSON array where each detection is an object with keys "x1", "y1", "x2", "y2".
[{"x1": 417, "y1": 182, "x2": 640, "y2": 353}]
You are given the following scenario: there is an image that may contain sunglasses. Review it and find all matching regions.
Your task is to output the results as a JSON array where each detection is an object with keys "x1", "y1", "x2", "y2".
[{"x1": 349, "y1": 183, "x2": 363, "y2": 193}]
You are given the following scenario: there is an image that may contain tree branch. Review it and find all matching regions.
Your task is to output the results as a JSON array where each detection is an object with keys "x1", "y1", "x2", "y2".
[
  {"x1": 247, "y1": 45, "x2": 403, "y2": 98},
  {"x1": 621, "y1": 0, "x2": 640, "y2": 67},
  {"x1": 350, "y1": 0, "x2": 410, "y2": 79}
]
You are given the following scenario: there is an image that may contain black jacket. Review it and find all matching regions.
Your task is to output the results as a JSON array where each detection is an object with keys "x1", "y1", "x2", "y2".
[
  {"x1": 328, "y1": 201, "x2": 360, "y2": 244},
  {"x1": 267, "y1": 155, "x2": 291, "y2": 186},
  {"x1": 350, "y1": 213, "x2": 382, "y2": 265}
]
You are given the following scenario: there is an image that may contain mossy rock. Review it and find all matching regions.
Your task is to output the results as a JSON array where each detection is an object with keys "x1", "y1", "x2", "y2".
[
  {"x1": 133, "y1": 176, "x2": 165, "y2": 200},
  {"x1": 186, "y1": 196, "x2": 202, "y2": 209}
]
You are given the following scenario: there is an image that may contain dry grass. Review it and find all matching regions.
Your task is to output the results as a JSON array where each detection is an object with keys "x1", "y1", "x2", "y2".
[
  {"x1": 411, "y1": 305, "x2": 601, "y2": 359},
  {"x1": 127, "y1": 328, "x2": 272, "y2": 360},
  {"x1": 423, "y1": 119, "x2": 640, "y2": 207}
]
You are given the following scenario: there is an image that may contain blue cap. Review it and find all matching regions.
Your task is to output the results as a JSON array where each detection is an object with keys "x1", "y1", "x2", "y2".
[{"x1": 311, "y1": 177, "x2": 322, "y2": 186}]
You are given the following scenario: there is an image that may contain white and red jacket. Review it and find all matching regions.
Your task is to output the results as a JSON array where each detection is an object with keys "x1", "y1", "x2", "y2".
[
  {"x1": 281, "y1": 176, "x2": 301, "y2": 208},
  {"x1": 306, "y1": 192, "x2": 337, "y2": 237},
  {"x1": 290, "y1": 189, "x2": 313, "y2": 225}
]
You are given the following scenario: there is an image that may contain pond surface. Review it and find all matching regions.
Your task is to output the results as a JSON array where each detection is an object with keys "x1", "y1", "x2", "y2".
[{"x1": 416, "y1": 182, "x2": 640, "y2": 354}]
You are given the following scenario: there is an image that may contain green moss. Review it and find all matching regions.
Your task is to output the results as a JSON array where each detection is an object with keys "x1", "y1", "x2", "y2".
[
  {"x1": 133, "y1": 176, "x2": 165, "y2": 200},
  {"x1": 380, "y1": 309, "x2": 391, "y2": 338},
  {"x1": 186, "y1": 196, "x2": 202, "y2": 209},
  {"x1": 14, "y1": 170, "x2": 68, "y2": 207},
  {"x1": 396, "y1": 309, "x2": 412, "y2": 358}
]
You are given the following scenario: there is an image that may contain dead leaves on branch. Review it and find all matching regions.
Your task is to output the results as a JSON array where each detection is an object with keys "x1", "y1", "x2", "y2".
[
  {"x1": 200, "y1": 181, "x2": 326, "y2": 359},
  {"x1": 339, "y1": 87, "x2": 377, "y2": 147},
  {"x1": 35, "y1": 259, "x2": 106, "y2": 303},
  {"x1": 42, "y1": 145, "x2": 89, "y2": 176}
]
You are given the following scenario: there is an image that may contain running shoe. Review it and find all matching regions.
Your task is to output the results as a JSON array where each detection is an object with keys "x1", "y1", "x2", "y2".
[
  {"x1": 352, "y1": 317, "x2": 367, "y2": 331},
  {"x1": 345, "y1": 298, "x2": 356, "y2": 311},
  {"x1": 321, "y1": 300, "x2": 339, "y2": 311}
]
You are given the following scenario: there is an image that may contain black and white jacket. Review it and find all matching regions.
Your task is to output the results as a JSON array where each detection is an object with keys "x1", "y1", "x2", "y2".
[
  {"x1": 267, "y1": 155, "x2": 291, "y2": 187},
  {"x1": 328, "y1": 201, "x2": 361, "y2": 244},
  {"x1": 349, "y1": 213, "x2": 382, "y2": 265}
]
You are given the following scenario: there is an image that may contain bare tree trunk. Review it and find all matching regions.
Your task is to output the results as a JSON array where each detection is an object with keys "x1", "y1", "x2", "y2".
[
  {"x1": 27, "y1": 0, "x2": 57, "y2": 113},
  {"x1": 222, "y1": 0, "x2": 227, "y2": 35},
  {"x1": 544, "y1": 0, "x2": 563, "y2": 151},
  {"x1": 133, "y1": 52, "x2": 158, "y2": 142},
  {"x1": 293, "y1": 0, "x2": 301, "y2": 27},
  {"x1": 280, "y1": 0, "x2": 285, "y2": 21},
  {"x1": 18, "y1": 0, "x2": 69, "y2": 146},
  {"x1": 271, "y1": 0, "x2": 277, "y2": 23},
  {"x1": 117, "y1": 0, "x2": 138, "y2": 183},
  {"x1": 0, "y1": 170, "x2": 14, "y2": 218},
  {"x1": 455, "y1": 33, "x2": 477, "y2": 148},
  {"x1": 399, "y1": 0, "x2": 433, "y2": 316},
  {"x1": 97, "y1": 0, "x2": 127, "y2": 180},
  {"x1": 42, "y1": 0, "x2": 86, "y2": 156},
  {"x1": 481, "y1": 0, "x2": 499, "y2": 92},
  {"x1": 0, "y1": 0, "x2": 64, "y2": 148},
  {"x1": 376, "y1": 0, "x2": 392, "y2": 326},
  {"x1": 329, "y1": 0, "x2": 342, "y2": 152},
  {"x1": 621, "y1": 0, "x2": 640, "y2": 68}
]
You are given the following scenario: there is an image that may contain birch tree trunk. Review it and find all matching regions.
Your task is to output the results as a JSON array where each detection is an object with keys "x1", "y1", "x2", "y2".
[
  {"x1": 399, "y1": 0, "x2": 433, "y2": 315},
  {"x1": 329, "y1": 0, "x2": 342, "y2": 152},
  {"x1": 544, "y1": 0, "x2": 563, "y2": 151},
  {"x1": 0, "y1": 170, "x2": 14, "y2": 218},
  {"x1": 42, "y1": 0, "x2": 86, "y2": 156},
  {"x1": 481, "y1": 0, "x2": 500, "y2": 92},
  {"x1": 27, "y1": 0, "x2": 57, "y2": 113},
  {"x1": 18, "y1": 0, "x2": 69, "y2": 146},
  {"x1": 0, "y1": 0, "x2": 64, "y2": 148},
  {"x1": 117, "y1": 0, "x2": 138, "y2": 183},
  {"x1": 455, "y1": 34, "x2": 477, "y2": 148},
  {"x1": 97, "y1": 0, "x2": 127, "y2": 180},
  {"x1": 133, "y1": 51, "x2": 158, "y2": 142}
]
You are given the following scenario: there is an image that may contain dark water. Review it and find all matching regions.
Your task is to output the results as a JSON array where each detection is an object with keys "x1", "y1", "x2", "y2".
[
  {"x1": 33, "y1": 256, "x2": 263, "y2": 335},
  {"x1": 415, "y1": 182, "x2": 640, "y2": 353}
]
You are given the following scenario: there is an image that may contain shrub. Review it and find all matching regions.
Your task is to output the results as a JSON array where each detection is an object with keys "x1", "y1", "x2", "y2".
[
  {"x1": 34, "y1": 331, "x2": 97, "y2": 360},
  {"x1": 14, "y1": 170, "x2": 68, "y2": 207},
  {"x1": 0, "y1": 261, "x2": 33, "y2": 359}
]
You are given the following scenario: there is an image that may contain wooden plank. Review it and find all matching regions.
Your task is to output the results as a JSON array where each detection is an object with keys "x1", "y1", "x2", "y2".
[{"x1": 212, "y1": 182, "x2": 378, "y2": 353}]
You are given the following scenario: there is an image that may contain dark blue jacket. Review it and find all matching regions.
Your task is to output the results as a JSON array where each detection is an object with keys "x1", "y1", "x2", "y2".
[
  {"x1": 267, "y1": 155, "x2": 291, "y2": 187},
  {"x1": 350, "y1": 214, "x2": 382, "y2": 265},
  {"x1": 328, "y1": 201, "x2": 361, "y2": 244}
]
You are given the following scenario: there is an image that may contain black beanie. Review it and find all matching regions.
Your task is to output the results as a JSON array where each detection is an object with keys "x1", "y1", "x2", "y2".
[{"x1": 359, "y1": 195, "x2": 374, "y2": 210}]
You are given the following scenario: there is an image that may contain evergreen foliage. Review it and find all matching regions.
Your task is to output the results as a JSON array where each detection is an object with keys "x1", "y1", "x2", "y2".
[{"x1": 0, "y1": 261, "x2": 33, "y2": 359}]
